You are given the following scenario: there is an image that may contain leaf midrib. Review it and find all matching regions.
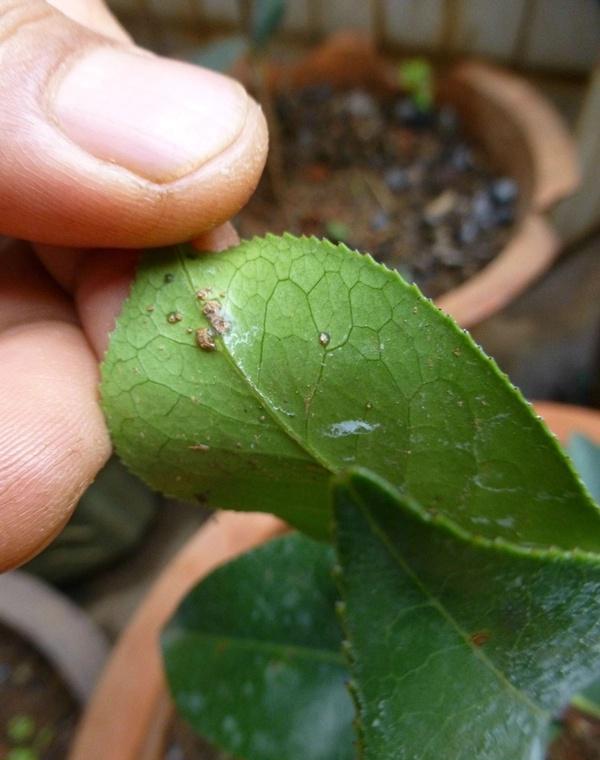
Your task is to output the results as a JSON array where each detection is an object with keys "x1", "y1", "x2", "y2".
[
  {"x1": 169, "y1": 628, "x2": 346, "y2": 666},
  {"x1": 347, "y1": 481, "x2": 550, "y2": 721},
  {"x1": 179, "y1": 249, "x2": 338, "y2": 477}
]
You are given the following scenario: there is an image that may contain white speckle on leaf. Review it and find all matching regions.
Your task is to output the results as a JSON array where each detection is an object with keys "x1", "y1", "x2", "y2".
[
  {"x1": 227, "y1": 326, "x2": 260, "y2": 349},
  {"x1": 325, "y1": 420, "x2": 380, "y2": 438},
  {"x1": 179, "y1": 692, "x2": 205, "y2": 713},
  {"x1": 496, "y1": 516, "x2": 515, "y2": 529},
  {"x1": 272, "y1": 404, "x2": 296, "y2": 418}
]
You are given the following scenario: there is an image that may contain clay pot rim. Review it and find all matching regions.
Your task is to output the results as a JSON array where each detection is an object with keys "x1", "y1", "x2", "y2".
[
  {"x1": 69, "y1": 512, "x2": 285, "y2": 760},
  {"x1": 258, "y1": 31, "x2": 580, "y2": 328},
  {"x1": 70, "y1": 400, "x2": 600, "y2": 760},
  {"x1": 0, "y1": 571, "x2": 110, "y2": 705}
]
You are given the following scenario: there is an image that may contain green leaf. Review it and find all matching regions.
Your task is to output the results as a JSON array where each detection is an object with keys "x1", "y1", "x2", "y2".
[
  {"x1": 186, "y1": 36, "x2": 249, "y2": 73},
  {"x1": 6, "y1": 715, "x2": 36, "y2": 744},
  {"x1": 333, "y1": 468, "x2": 600, "y2": 760},
  {"x1": 325, "y1": 220, "x2": 351, "y2": 243},
  {"x1": 398, "y1": 58, "x2": 434, "y2": 112},
  {"x1": 571, "y1": 678, "x2": 600, "y2": 720},
  {"x1": 250, "y1": 0, "x2": 287, "y2": 50},
  {"x1": 101, "y1": 235, "x2": 599, "y2": 543},
  {"x1": 162, "y1": 533, "x2": 354, "y2": 760},
  {"x1": 566, "y1": 433, "x2": 600, "y2": 720},
  {"x1": 567, "y1": 434, "x2": 600, "y2": 504},
  {"x1": 6, "y1": 750, "x2": 38, "y2": 760}
]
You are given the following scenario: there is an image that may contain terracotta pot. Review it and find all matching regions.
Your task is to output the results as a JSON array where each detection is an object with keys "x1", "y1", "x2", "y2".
[
  {"x1": 0, "y1": 571, "x2": 109, "y2": 704},
  {"x1": 71, "y1": 401, "x2": 599, "y2": 760},
  {"x1": 253, "y1": 32, "x2": 580, "y2": 328},
  {"x1": 533, "y1": 401, "x2": 600, "y2": 445},
  {"x1": 69, "y1": 512, "x2": 285, "y2": 760}
]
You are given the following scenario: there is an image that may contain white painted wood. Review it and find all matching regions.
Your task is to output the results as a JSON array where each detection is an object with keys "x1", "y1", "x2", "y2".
[
  {"x1": 281, "y1": 0, "x2": 309, "y2": 33},
  {"x1": 383, "y1": 0, "x2": 445, "y2": 48},
  {"x1": 106, "y1": 0, "x2": 598, "y2": 72},
  {"x1": 525, "y1": 0, "x2": 600, "y2": 71},
  {"x1": 318, "y1": 0, "x2": 373, "y2": 34},
  {"x1": 453, "y1": 0, "x2": 525, "y2": 60},
  {"x1": 146, "y1": 0, "x2": 195, "y2": 21},
  {"x1": 553, "y1": 65, "x2": 600, "y2": 243},
  {"x1": 200, "y1": 0, "x2": 239, "y2": 23}
]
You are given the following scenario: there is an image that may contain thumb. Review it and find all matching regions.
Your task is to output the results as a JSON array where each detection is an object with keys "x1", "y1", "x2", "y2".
[{"x1": 0, "y1": 1, "x2": 268, "y2": 248}]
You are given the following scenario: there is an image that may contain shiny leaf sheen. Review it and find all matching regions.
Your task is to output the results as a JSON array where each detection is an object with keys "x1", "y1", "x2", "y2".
[
  {"x1": 162, "y1": 533, "x2": 354, "y2": 760},
  {"x1": 333, "y1": 468, "x2": 600, "y2": 760}
]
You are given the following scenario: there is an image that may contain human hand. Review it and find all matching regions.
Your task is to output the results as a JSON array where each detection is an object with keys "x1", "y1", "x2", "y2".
[{"x1": 0, "y1": 0, "x2": 268, "y2": 570}]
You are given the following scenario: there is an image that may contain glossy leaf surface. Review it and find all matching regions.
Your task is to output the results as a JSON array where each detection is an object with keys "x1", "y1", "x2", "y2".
[
  {"x1": 334, "y1": 468, "x2": 600, "y2": 760},
  {"x1": 162, "y1": 533, "x2": 354, "y2": 760}
]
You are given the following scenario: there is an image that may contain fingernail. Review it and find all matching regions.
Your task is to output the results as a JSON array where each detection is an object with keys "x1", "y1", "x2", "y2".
[{"x1": 51, "y1": 48, "x2": 250, "y2": 183}]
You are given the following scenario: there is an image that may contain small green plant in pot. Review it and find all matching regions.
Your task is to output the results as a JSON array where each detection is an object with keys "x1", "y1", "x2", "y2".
[{"x1": 100, "y1": 235, "x2": 600, "y2": 760}]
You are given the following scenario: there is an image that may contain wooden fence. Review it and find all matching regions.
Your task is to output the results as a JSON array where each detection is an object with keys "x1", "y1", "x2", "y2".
[{"x1": 108, "y1": 0, "x2": 599, "y2": 74}]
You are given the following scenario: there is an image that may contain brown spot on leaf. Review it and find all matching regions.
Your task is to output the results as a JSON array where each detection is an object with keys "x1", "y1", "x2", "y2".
[
  {"x1": 470, "y1": 630, "x2": 491, "y2": 647},
  {"x1": 196, "y1": 288, "x2": 212, "y2": 300},
  {"x1": 167, "y1": 311, "x2": 182, "y2": 324},
  {"x1": 195, "y1": 328, "x2": 216, "y2": 351},
  {"x1": 189, "y1": 443, "x2": 210, "y2": 451},
  {"x1": 202, "y1": 300, "x2": 231, "y2": 335}
]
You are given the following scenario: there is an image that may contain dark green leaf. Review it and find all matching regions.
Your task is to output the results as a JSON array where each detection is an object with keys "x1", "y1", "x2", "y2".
[
  {"x1": 250, "y1": 0, "x2": 287, "y2": 50},
  {"x1": 333, "y1": 468, "x2": 600, "y2": 760},
  {"x1": 101, "y1": 235, "x2": 599, "y2": 545},
  {"x1": 162, "y1": 533, "x2": 354, "y2": 760},
  {"x1": 571, "y1": 678, "x2": 600, "y2": 720},
  {"x1": 6, "y1": 715, "x2": 36, "y2": 743},
  {"x1": 566, "y1": 433, "x2": 600, "y2": 720},
  {"x1": 186, "y1": 36, "x2": 249, "y2": 73},
  {"x1": 25, "y1": 457, "x2": 159, "y2": 583},
  {"x1": 567, "y1": 434, "x2": 600, "y2": 504}
]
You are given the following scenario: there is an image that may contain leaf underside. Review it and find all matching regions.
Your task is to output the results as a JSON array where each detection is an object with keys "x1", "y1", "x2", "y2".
[{"x1": 101, "y1": 235, "x2": 600, "y2": 545}]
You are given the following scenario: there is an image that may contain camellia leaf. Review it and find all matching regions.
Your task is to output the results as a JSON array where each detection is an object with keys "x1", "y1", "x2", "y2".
[
  {"x1": 186, "y1": 36, "x2": 249, "y2": 73},
  {"x1": 162, "y1": 533, "x2": 354, "y2": 760},
  {"x1": 566, "y1": 434, "x2": 600, "y2": 720},
  {"x1": 333, "y1": 468, "x2": 600, "y2": 760},
  {"x1": 101, "y1": 235, "x2": 599, "y2": 543},
  {"x1": 567, "y1": 433, "x2": 600, "y2": 504},
  {"x1": 250, "y1": 0, "x2": 287, "y2": 50}
]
